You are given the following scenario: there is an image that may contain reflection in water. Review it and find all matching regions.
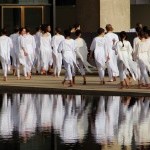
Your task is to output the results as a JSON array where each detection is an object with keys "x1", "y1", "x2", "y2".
[{"x1": 0, "y1": 94, "x2": 150, "y2": 149}]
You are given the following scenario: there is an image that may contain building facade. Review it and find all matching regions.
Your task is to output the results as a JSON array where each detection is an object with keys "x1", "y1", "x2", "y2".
[{"x1": 0, "y1": 0, "x2": 150, "y2": 33}]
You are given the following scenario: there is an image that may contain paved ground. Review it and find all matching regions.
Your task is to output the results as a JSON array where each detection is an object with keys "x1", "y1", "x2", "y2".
[{"x1": 0, "y1": 72, "x2": 150, "y2": 96}]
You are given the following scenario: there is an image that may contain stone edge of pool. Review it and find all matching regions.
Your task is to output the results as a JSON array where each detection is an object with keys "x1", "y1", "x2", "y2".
[{"x1": 0, "y1": 85, "x2": 149, "y2": 96}]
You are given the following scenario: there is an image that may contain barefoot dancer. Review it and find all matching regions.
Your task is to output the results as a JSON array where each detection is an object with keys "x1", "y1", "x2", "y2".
[
  {"x1": 116, "y1": 31, "x2": 138, "y2": 89},
  {"x1": 58, "y1": 29, "x2": 77, "y2": 87},
  {"x1": 75, "y1": 30, "x2": 94, "y2": 85},
  {"x1": 0, "y1": 28, "x2": 13, "y2": 81},
  {"x1": 90, "y1": 28, "x2": 109, "y2": 85},
  {"x1": 51, "y1": 27, "x2": 65, "y2": 77},
  {"x1": 134, "y1": 31, "x2": 150, "y2": 88}
]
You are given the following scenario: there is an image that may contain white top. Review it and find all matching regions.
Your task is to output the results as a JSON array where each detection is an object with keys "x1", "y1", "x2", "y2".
[
  {"x1": 58, "y1": 39, "x2": 76, "y2": 65},
  {"x1": 51, "y1": 34, "x2": 65, "y2": 56},
  {"x1": 10, "y1": 33, "x2": 19, "y2": 56},
  {"x1": 75, "y1": 37, "x2": 93, "y2": 72},
  {"x1": 116, "y1": 40, "x2": 137, "y2": 80},
  {"x1": 40, "y1": 33, "x2": 53, "y2": 70},
  {"x1": 90, "y1": 36, "x2": 108, "y2": 68},
  {"x1": 104, "y1": 32, "x2": 119, "y2": 54},
  {"x1": 134, "y1": 40, "x2": 150, "y2": 71},
  {"x1": 0, "y1": 35, "x2": 13, "y2": 64},
  {"x1": 23, "y1": 33, "x2": 36, "y2": 55}
]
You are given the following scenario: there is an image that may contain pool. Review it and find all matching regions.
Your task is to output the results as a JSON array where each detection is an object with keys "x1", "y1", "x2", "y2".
[{"x1": 0, "y1": 93, "x2": 149, "y2": 150}]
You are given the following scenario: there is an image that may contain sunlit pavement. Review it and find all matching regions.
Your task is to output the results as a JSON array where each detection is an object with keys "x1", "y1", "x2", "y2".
[{"x1": 0, "y1": 71, "x2": 149, "y2": 96}]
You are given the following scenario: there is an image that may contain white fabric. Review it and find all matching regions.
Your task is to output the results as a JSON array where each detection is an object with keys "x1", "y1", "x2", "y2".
[
  {"x1": 116, "y1": 40, "x2": 138, "y2": 80},
  {"x1": 10, "y1": 33, "x2": 19, "y2": 68},
  {"x1": 134, "y1": 40, "x2": 150, "y2": 84},
  {"x1": 90, "y1": 36, "x2": 108, "y2": 69},
  {"x1": 0, "y1": 35, "x2": 13, "y2": 76},
  {"x1": 0, "y1": 94, "x2": 13, "y2": 138},
  {"x1": 75, "y1": 37, "x2": 93, "y2": 73},
  {"x1": 40, "y1": 34, "x2": 53, "y2": 71},
  {"x1": 51, "y1": 34, "x2": 65, "y2": 76},
  {"x1": 105, "y1": 32, "x2": 119, "y2": 78},
  {"x1": 58, "y1": 39, "x2": 77, "y2": 80},
  {"x1": 128, "y1": 28, "x2": 136, "y2": 32},
  {"x1": 19, "y1": 94, "x2": 37, "y2": 136},
  {"x1": 0, "y1": 35, "x2": 12, "y2": 65},
  {"x1": 23, "y1": 33, "x2": 36, "y2": 73},
  {"x1": 90, "y1": 36, "x2": 108, "y2": 80},
  {"x1": 34, "y1": 31, "x2": 42, "y2": 72},
  {"x1": 40, "y1": 95, "x2": 53, "y2": 130}
]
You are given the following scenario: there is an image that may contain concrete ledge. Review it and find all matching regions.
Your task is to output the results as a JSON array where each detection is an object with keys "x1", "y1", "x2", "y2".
[{"x1": 0, "y1": 74, "x2": 149, "y2": 96}]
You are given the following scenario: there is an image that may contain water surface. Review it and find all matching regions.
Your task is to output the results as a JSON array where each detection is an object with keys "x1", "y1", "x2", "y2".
[{"x1": 0, "y1": 93, "x2": 149, "y2": 150}]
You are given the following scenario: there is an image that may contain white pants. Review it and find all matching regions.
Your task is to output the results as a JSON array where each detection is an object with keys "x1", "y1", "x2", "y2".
[
  {"x1": 96, "y1": 61, "x2": 105, "y2": 81},
  {"x1": 138, "y1": 59, "x2": 150, "y2": 84},
  {"x1": 77, "y1": 58, "x2": 85, "y2": 76},
  {"x1": 64, "y1": 61, "x2": 75, "y2": 81},
  {"x1": 1, "y1": 60, "x2": 9, "y2": 77},
  {"x1": 107, "y1": 62, "x2": 113, "y2": 81},
  {"x1": 118, "y1": 60, "x2": 126, "y2": 81},
  {"x1": 11, "y1": 53, "x2": 17, "y2": 69},
  {"x1": 17, "y1": 64, "x2": 27, "y2": 77},
  {"x1": 53, "y1": 53, "x2": 62, "y2": 76}
]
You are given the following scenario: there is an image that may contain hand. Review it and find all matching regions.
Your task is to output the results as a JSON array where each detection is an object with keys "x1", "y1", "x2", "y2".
[
  {"x1": 107, "y1": 56, "x2": 110, "y2": 61},
  {"x1": 112, "y1": 39, "x2": 116, "y2": 45},
  {"x1": 24, "y1": 51, "x2": 28, "y2": 56}
]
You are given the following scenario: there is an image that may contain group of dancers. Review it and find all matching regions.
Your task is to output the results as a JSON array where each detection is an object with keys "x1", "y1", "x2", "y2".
[{"x1": 0, "y1": 23, "x2": 150, "y2": 89}]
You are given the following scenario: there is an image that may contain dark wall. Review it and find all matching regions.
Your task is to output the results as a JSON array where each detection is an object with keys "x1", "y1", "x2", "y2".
[{"x1": 131, "y1": 4, "x2": 150, "y2": 27}]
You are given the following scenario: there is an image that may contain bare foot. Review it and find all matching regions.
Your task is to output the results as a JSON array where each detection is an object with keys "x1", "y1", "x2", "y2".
[
  {"x1": 3, "y1": 77, "x2": 7, "y2": 81},
  {"x1": 62, "y1": 80, "x2": 66, "y2": 86},
  {"x1": 17, "y1": 77, "x2": 21, "y2": 80},
  {"x1": 83, "y1": 80, "x2": 86, "y2": 85}
]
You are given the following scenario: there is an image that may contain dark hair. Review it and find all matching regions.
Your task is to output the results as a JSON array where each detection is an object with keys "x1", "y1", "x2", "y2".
[
  {"x1": 119, "y1": 31, "x2": 127, "y2": 47},
  {"x1": 73, "y1": 23, "x2": 80, "y2": 30},
  {"x1": 25, "y1": 26, "x2": 30, "y2": 33},
  {"x1": 35, "y1": 26, "x2": 41, "y2": 32},
  {"x1": 138, "y1": 31, "x2": 146, "y2": 39},
  {"x1": 136, "y1": 22, "x2": 142, "y2": 28},
  {"x1": 55, "y1": 27, "x2": 62, "y2": 34},
  {"x1": 1, "y1": 28, "x2": 7, "y2": 35},
  {"x1": 64, "y1": 29, "x2": 71, "y2": 37},
  {"x1": 143, "y1": 26, "x2": 149, "y2": 33},
  {"x1": 97, "y1": 27, "x2": 105, "y2": 35},
  {"x1": 135, "y1": 26, "x2": 142, "y2": 34},
  {"x1": 19, "y1": 27, "x2": 26, "y2": 34},
  {"x1": 41, "y1": 24, "x2": 48, "y2": 33},
  {"x1": 75, "y1": 29, "x2": 81, "y2": 37},
  {"x1": 147, "y1": 30, "x2": 150, "y2": 37},
  {"x1": 14, "y1": 26, "x2": 19, "y2": 33}
]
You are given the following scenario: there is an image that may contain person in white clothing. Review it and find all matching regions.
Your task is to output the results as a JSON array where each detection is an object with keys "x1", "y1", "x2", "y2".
[
  {"x1": 58, "y1": 29, "x2": 77, "y2": 87},
  {"x1": 22, "y1": 27, "x2": 36, "y2": 79},
  {"x1": 40, "y1": 24, "x2": 53, "y2": 75},
  {"x1": 133, "y1": 27, "x2": 144, "y2": 86},
  {"x1": 51, "y1": 27, "x2": 65, "y2": 77},
  {"x1": 105, "y1": 24, "x2": 119, "y2": 82},
  {"x1": 134, "y1": 31, "x2": 150, "y2": 88},
  {"x1": 90, "y1": 28, "x2": 109, "y2": 84},
  {"x1": 17, "y1": 27, "x2": 29, "y2": 80},
  {"x1": 46, "y1": 24, "x2": 53, "y2": 74},
  {"x1": 10, "y1": 27, "x2": 19, "y2": 76},
  {"x1": 0, "y1": 28, "x2": 13, "y2": 81},
  {"x1": 33, "y1": 26, "x2": 42, "y2": 74},
  {"x1": 75, "y1": 30, "x2": 94, "y2": 85},
  {"x1": 116, "y1": 31, "x2": 138, "y2": 89}
]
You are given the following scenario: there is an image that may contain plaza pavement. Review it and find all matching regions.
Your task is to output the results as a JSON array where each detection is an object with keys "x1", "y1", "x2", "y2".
[{"x1": 0, "y1": 72, "x2": 149, "y2": 96}]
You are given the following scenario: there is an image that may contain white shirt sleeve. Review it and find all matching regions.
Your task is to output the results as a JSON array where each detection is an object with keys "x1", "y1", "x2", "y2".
[{"x1": 90, "y1": 38, "x2": 96, "y2": 51}]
